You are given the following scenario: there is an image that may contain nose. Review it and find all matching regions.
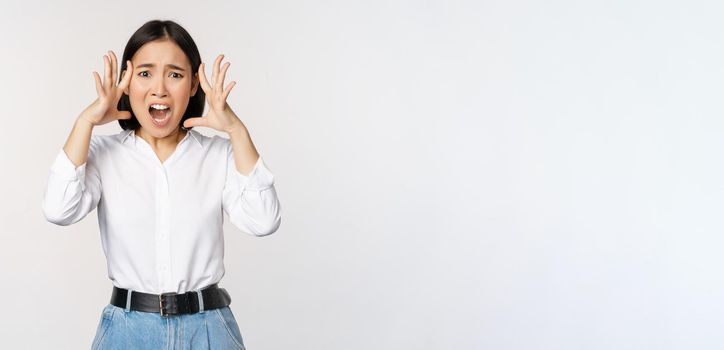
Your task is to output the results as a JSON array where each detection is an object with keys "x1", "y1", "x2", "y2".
[{"x1": 151, "y1": 76, "x2": 168, "y2": 97}]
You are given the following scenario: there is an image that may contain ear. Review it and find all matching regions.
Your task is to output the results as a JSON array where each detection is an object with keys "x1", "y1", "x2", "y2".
[
  {"x1": 121, "y1": 70, "x2": 130, "y2": 95},
  {"x1": 190, "y1": 73, "x2": 199, "y2": 97}
]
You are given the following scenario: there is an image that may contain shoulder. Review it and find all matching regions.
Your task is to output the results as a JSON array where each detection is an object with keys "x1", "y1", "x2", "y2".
[
  {"x1": 85, "y1": 129, "x2": 133, "y2": 157},
  {"x1": 86, "y1": 131, "x2": 123, "y2": 153},
  {"x1": 190, "y1": 129, "x2": 232, "y2": 153},
  {"x1": 87, "y1": 129, "x2": 231, "y2": 153},
  {"x1": 85, "y1": 129, "x2": 130, "y2": 144}
]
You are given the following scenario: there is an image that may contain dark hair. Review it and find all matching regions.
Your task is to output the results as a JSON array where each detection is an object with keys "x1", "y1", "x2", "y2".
[{"x1": 117, "y1": 20, "x2": 205, "y2": 131}]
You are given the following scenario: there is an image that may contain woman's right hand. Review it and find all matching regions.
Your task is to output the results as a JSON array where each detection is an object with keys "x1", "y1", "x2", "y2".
[{"x1": 78, "y1": 50, "x2": 134, "y2": 126}]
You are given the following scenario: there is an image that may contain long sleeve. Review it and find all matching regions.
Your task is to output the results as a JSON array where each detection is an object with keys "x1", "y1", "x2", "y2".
[
  {"x1": 221, "y1": 142, "x2": 281, "y2": 237},
  {"x1": 42, "y1": 138, "x2": 102, "y2": 226}
]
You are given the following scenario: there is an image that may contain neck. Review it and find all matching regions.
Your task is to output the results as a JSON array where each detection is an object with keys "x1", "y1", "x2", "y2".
[{"x1": 135, "y1": 127, "x2": 187, "y2": 150}]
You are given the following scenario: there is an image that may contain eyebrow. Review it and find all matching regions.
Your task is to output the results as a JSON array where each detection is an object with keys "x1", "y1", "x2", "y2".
[{"x1": 135, "y1": 63, "x2": 187, "y2": 71}]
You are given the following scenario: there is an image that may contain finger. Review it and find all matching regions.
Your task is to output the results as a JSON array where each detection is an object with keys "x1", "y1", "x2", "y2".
[
  {"x1": 119, "y1": 60, "x2": 133, "y2": 91},
  {"x1": 103, "y1": 54, "x2": 112, "y2": 91},
  {"x1": 198, "y1": 63, "x2": 212, "y2": 94},
  {"x1": 216, "y1": 62, "x2": 230, "y2": 92},
  {"x1": 212, "y1": 54, "x2": 223, "y2": 86},
  {"x1": 183, "y1": 117, "x2": 207, "y2": 129},
  {"x1": 93, "y1": 71, "x2": 105, "y2": 97},
  {"x1": 222, "y1": 81, "x2": 236, "y2": 101},
  {"x1": 116, "y1": 111, "x2": 132, "y2": 120},
  {"x1": 109, "y1": 50, "x2": 118, "y2": 84}
]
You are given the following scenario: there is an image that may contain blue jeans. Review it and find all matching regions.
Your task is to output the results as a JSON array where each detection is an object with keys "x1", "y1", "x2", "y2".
[{"x1": 91, "y1": 303, "x2": 247, "y2": 350}]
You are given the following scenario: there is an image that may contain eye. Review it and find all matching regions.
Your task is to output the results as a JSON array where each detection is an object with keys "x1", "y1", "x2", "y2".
[
  {"x1": 138, "y1": 71, "x2": 150, "y2": 77},
  {"x1": 170, "y1": 72, "x2": 183, "y2": 79}
]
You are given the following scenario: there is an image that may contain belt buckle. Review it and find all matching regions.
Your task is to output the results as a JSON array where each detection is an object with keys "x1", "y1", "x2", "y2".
[{"x1": 159, "y1": 292, "x2": 175, "y2": 317}]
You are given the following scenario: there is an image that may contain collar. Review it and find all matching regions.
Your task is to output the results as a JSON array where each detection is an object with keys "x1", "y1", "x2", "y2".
[{"x1": 120, "y1": 128, "x2": 203, "y2": 148}]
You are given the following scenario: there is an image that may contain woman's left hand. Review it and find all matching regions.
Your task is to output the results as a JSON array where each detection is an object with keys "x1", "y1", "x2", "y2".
[{"x1": 182, "y1": 54, "x2": 243, "y2": 134}]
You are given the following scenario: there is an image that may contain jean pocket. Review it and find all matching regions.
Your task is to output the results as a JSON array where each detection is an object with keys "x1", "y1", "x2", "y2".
[
  {"x1": 91, "y1": 304, "x2": 115, "y2": 350},
  {"x1": 215, "y1": 307, "x2": 246, "y2": 350}
]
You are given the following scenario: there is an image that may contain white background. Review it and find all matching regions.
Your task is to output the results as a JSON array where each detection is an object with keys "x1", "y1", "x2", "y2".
[{"x1": 1, "y1": 0, "x2": 722, "y2": 349}]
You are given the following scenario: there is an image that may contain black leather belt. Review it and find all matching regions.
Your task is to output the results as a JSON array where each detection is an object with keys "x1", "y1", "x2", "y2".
[{"x1": 110, "y1": 283, "x2": 231, "y2": 317}]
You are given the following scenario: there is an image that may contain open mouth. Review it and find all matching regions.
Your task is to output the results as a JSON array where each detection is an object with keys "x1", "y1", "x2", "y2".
[{"x1": 149, "y1": 104, "x2": 172, "y2": 127}]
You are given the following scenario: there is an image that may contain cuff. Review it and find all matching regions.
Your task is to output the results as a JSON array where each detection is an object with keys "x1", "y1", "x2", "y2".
[{"x1": 233, "y1": 157, "x2": 275, "y2": 191}]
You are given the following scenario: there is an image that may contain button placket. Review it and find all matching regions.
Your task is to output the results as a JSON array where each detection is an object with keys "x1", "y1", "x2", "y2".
[
  {"x1": 155, "y1": 165, "x2": 172, "y2": 290},
  {"x1": 134, "y1": 133, "x2": 190, "y2": 293}
]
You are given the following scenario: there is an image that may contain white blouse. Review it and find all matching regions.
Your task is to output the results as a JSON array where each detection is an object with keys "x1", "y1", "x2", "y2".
[{"x1": 42, "y1": 128, "x2": 281, "y2": 294}]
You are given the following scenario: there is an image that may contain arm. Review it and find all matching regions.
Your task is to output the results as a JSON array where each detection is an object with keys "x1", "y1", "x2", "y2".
[
  {"x1": 42, "y1": 118, "x2": 102, "y2": 225},
  {"x1": 183, "y1": 54, "x2": 282, "y2": 236},
  {"x1": 42, "y1": 50, "x2": 133, "y2": 226},
  {"x1": 227, "y1": 124, "x2": 259, "y2": 176},
  {"x1": 222, "y1": 133, "x2": 282, "y2": 237},
  {"x1": 63, "y1": 117, "x2": 95, "y2": 167}
]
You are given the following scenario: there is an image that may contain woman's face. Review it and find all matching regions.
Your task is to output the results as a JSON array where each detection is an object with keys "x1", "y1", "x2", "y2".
[{"x1": 123, "y1": 39, "x2": 198, "y2": 137}]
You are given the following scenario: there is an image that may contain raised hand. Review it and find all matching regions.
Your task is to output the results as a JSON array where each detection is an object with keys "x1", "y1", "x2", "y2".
[
  {"x1": 79, "y1": 50, "x2": 134, "y2": 126},
  {"x1": 182, "y1": 54, "x2": 242, "y2": 133}
]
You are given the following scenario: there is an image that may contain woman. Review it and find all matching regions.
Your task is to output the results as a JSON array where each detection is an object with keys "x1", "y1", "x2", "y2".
[{"x1": 42, "y1": 19, "x2": 281, "y2": 349}]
